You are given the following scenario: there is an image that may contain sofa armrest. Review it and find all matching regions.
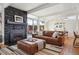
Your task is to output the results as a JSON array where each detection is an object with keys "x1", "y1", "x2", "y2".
[
  {"x1": 57, "y1": 36, "x2": 65, "y2": 46},
  {"x1": 32, "y1": 34, "x2": 38, "y2": 37}
]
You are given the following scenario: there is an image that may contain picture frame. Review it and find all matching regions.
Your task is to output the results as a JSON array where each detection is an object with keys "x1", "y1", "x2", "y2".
[{"x1": 15, "y1": 15, "x2": 23, "y2": 23}]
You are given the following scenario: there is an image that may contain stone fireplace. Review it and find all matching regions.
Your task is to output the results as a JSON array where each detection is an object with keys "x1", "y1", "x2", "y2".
[{"x1": 4, "y1": 6, "x2": 27, "y2": 45}]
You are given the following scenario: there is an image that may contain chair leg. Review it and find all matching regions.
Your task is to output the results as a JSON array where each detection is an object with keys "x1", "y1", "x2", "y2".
[{"x1": 73, "y1": 38, "x2": 76, "y2": 47}]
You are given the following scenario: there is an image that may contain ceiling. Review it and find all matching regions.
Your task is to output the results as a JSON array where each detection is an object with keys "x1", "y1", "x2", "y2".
[
  {"x1": 29, "y1": 3, "x2": 79, "y2": 17},
  {"x1": 11, "y1": 3, "x2": 44, "y2": 11},
  {"x1": 10, "y1": 3, "x2": 79, "y2": 17},
  {"x1": 1, "y1": 3, "x2": 79, "y2": 20}
]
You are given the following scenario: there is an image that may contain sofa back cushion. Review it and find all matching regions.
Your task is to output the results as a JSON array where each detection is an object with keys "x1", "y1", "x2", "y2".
[
  {"x1": 43, "y1": 31, "x2": 54, "y2": 37},
  {"x1": 43, "y1": 31, "x2": 65, "y2": 37}
]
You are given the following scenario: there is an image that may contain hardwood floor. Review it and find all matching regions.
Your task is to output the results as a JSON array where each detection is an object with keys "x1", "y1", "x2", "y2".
[
  {"x1": 0, "y1": 43, "x2": 8, "y2": 48},
  {"x1": 1, "y1": 36, "x2": 79, "y2": 55},
  {"x1": 60, "y1": 37, "x2": 79, "y2": 55}
]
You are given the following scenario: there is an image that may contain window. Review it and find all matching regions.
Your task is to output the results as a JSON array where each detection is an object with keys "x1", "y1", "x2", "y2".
[
  {"x1": 34, "y1": 20, "x2": 37, "y2": 25},
  {"x1": 27, "y1": 18, "x2": 33, "y2": 34},
  {"x1": 27, "y1": 19, "x2": 33, "y2": 25},
  {"x1": 39, "y1": 21, "x2": 45, "y2": 31},
  {"x1": 27, "y1": 18, "x2": 38, "y2": 34},
  {"x1": 27, "y1": 17, "x2": 45, "y2": 34},
  {"x1": 39, "y1": 21, "x2": 45, "y2": 25},
  {"x1": 33, "y1": 20, "x2": 38, "y2": 34}
]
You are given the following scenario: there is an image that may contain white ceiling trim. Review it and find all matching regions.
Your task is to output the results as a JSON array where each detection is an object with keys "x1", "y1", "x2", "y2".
[{"x1": 27, "y1": 3, "x2": 59, "y2": 14}]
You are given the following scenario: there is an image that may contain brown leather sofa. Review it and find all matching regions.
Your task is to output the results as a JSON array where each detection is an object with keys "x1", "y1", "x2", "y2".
[{"x1": 32, "y1": 31, "x2": 65, "y2": 46}]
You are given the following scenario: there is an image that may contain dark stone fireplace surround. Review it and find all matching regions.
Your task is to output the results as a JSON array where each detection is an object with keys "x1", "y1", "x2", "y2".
[
  {"x1": 10, "y1": 29, "x2": 25, "y2": 44},
  {"x1": 4, "y1": 6, "x2": 27, "y2": 45}
]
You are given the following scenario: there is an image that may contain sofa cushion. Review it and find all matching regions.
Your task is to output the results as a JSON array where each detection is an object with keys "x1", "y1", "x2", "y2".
[{"x1": 43, "y1": 31, "x2": 54, "y2": 37}]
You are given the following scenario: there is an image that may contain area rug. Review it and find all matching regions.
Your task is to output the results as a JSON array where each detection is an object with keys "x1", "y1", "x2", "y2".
[
  {"x1": 46, "y1": 44, "x2": 63, "y2": 53},
  {"x1": 0, "y1": 44, "x2": 63, "y2": 55}
]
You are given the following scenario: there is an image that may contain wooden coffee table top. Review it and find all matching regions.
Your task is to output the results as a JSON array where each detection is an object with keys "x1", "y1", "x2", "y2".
[{"x1": 18, "y1": 38, "x2": 45, "y2": 45}]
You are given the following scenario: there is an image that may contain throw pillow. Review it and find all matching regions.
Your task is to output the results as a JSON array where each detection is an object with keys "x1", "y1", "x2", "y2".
[{"x1": 52, "y1": 32, "x2": 59, "y2": 38}]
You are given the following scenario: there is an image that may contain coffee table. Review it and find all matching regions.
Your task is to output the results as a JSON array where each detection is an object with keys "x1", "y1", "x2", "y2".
[{"x1": 17, "y1": 38, "x2": 46, "y2": 54}]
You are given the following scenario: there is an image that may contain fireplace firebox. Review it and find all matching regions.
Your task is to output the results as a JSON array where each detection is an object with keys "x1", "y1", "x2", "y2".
[{"x1": 10, "y1": 29, "x2": 26, "y2": 45}]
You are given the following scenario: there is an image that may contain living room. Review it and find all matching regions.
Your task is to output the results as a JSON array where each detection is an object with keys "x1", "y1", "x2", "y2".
[{"x1": 0, "y1": 3, "x2": 79, "y2": 55}]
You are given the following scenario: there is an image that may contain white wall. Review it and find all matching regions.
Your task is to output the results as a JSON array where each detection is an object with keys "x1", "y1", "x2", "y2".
[
  {"x1": 0, "y1": 23, "x2": 1, "y2": 32},
  {"x1": 64, "y1": 19, "x2": 76, "y2": 37},
  {"x1": 0, "y1": 5, "x2": 5, "y2": 44},
  {"x1": 45, "y1": 16, "x2": 79, "y2": 38},
  {"x1": 45, "y1": 18, "x2": 65, "y2": 31}
]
